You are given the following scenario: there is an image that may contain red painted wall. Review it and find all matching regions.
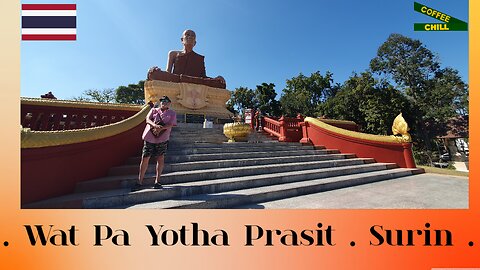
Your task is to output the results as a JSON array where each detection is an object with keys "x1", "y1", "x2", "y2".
[
  {"x1": 304, "y1": 122, "x2": 416, "y2": 168},
  {"x1": 283, "y1": 127, "x2": 303, "y2": 143},
  {"x1": 21, "y1": 124, "x2": 144, "y2": 205}
]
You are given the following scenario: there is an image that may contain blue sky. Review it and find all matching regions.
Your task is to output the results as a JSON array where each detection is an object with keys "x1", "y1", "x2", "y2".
[{"x1": 21, "y1": 0, "x2": 469, "y2": 100}]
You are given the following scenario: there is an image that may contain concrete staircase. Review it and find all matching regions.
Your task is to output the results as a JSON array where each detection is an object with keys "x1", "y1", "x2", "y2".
[{"x1": 24, "y1": 124, "x2": 424, "y2": 209}]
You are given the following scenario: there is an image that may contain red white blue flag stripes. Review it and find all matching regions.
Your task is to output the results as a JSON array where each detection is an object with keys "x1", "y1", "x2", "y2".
[{"x1": 21, "y1": 4, "x2": 76, "y2": 41}]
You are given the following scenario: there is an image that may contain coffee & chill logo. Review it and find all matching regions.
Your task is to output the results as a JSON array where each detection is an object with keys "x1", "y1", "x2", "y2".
[{"x1": 414, "y1": 2, "x2": 468, "y2": 31}]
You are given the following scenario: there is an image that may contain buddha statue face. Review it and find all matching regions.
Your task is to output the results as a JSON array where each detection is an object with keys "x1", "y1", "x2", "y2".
[{"x1": 181, "y1": 29, "x2": 196, "y2": 49}]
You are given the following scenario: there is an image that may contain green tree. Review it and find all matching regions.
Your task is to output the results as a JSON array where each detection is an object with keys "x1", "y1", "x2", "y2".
[
  {"x1": 432, "y1": 67, "x2": 469, "y2": 116},
  {"x1": 228, "y1": 87, "x2": 256, "y2": 116},
  {"x1": 370, "y1": 33, "x2": 440, "y2": 100},
  {"x1": 72, "y1": 88, "x2": 116, "y2": 103},
  {"x1": 370, "y1": 33, "x2": 468, "y2": 149},
  {"x1": 319, "y1": 72, "x2": 414, "y2": 135},
  {"x1": 226, "y1": 98, "x2": 237, "y2": 114},
  {"x1": 254, "y1": 83, "x2": 281, "y2": 117},
  {"x1": 115, "y1": 80, "x2": 145, "y2": 104},
  {"x1": 280, "y1": 71, "x2": 338, "y2": 116}
]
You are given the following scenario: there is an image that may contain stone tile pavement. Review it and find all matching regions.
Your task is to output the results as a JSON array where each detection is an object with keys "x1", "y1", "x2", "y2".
[{"x1": 237, "y1": 173, "x2": 469, "y2": 209}]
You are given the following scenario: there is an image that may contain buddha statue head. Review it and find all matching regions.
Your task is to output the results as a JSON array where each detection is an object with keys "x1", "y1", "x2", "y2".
[{"x1": 181, "y1": 29, "x2": 197, "y2": 52}]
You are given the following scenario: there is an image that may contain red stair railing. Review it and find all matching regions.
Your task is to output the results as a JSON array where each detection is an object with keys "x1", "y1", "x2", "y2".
[
  {"x1": 262, "y1": 115, "x2": 303, "y2": 142},
  {"x1": 21, "y1": 98, "x2": 140, "y2": 131}
]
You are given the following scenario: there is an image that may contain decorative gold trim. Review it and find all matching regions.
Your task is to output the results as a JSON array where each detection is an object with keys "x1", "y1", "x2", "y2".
[
  {"x1": 21, "y1": 105, "x2": 150, "y2": 148},
  {"x1": 21, "y1": 97, "x2": 143, "y2": 111},
  {"x1": 304, "y1": 117, "x2": 409, "y2": 144}
]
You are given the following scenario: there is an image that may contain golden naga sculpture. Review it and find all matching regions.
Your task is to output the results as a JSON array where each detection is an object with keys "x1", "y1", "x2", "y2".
[{"x1": 391, "y1": 113, "x2": 412, "y2": 143}]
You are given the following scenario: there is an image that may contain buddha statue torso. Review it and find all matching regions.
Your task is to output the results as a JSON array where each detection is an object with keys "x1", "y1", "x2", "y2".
[{"x1": 172, "y1": 51, "x2": 206, "y2": 78}]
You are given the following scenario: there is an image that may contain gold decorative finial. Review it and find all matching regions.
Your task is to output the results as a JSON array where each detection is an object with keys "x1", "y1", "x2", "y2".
[{"x1": 391, "y1": 113, "x2": 412, "y2": 143}]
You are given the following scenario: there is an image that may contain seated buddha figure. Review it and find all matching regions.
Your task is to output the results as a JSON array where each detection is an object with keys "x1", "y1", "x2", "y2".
[{"x1": 147, "y1": 29, "x2": 226, "y2": 89}]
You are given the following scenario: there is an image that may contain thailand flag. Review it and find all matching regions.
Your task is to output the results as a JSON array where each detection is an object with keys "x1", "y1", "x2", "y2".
[{"x1": 21, "y1": 4, "x2": 76, "y2": 41}]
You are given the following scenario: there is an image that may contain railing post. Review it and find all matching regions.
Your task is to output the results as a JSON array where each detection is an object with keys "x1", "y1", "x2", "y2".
[
  {"x1": 402, "y1": 143, "x2": 416, "y2": 168},
  {"x1": 296, "y1": 113, "x2": 304, "y2": 122},
  {"x1": 279, "y1": 116, "x2": 287, "y2": 142},
  {"x1": 260, "y1": 115, "x2": 265, "y2": 131},
  {"x1": 250, "y1": 109, "x2": 256, "y2": 130},
  {"x1": 300, "y1": 121, "x2": 311, "y2": 145}
]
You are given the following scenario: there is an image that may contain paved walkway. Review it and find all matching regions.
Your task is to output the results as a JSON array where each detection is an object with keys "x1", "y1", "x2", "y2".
[{"x1": 237, "y1": 173, "x2": 469, "y2": 209}]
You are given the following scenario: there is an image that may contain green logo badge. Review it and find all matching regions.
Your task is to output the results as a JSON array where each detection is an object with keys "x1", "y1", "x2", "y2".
[{"x1": 414, "y1": 2, "x2": 468, "y2": 31}]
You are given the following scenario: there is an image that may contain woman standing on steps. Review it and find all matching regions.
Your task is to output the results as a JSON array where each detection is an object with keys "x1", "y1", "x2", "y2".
[{"x1": 132, "y1": 95, "x2": 177, "y2": 191}]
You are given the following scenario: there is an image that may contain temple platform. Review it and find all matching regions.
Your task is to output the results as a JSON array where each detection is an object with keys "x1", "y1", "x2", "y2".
[{"x1": 144, "y1": 80, "x2": 233, "y2": 123}]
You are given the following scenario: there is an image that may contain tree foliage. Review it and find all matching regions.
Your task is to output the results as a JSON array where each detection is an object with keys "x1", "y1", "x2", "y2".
[
  {"x1": 227, "y1": 83, "x2": 281, "y2": 117},
  {"x1": 115, "y1": 80, "x2": 145, "y2": 104},
  {"x1": 254, "y1": 83, "x2": 281, "y2": 117},
  {"x1": 72, "y1": 81, "x2": 146, "y2": 104},
  {"x1": 228, "y1": 87, "x2": 256, "y2": 117},
  {"x1": 370, "y1": 33, "x2": 440, "y2": 99},
  {"x1": 226, "y1": 97, "x2": 236, "y2": 114},
  {"x1": 280, "y1": 71, "x2": 338, "y2": 116},
  {"x1": 370, "y1": 33, "x2": 469, "y2": 149},
  {"x1": 72, "y1": 88, "x2": 116, "y2": 103},
  {"x1": 319, "y1": 72, "x2": 414, "y2": 135}
]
